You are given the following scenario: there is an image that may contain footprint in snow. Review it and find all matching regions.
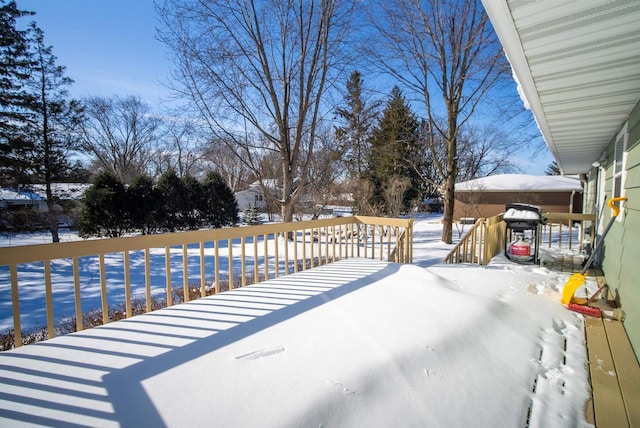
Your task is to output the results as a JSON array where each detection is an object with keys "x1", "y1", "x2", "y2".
[
  {"x1": 424, "y1": 368, "x2": 443, "y2": 379},
  {"x1": 235, "y1": 345, "x2": 286, "y2": 360},
  {"x1": 326, "y1": 379, "x2": 357, "y2": 395}
]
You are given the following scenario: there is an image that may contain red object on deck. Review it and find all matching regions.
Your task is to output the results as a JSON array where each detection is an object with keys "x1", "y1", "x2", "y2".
[{"x1": 567, "y1": 303, "x2": 602, "y2": 317}]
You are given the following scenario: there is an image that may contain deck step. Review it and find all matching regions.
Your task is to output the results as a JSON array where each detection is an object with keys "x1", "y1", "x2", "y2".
[{"x1": 585, "y1": 316, "x2": 640, "y2": 427}]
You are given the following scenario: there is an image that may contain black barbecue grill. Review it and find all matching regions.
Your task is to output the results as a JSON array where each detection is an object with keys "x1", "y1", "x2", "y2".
[{"x1": 504, "y1": 203, "x2": 545, "y2": 264}]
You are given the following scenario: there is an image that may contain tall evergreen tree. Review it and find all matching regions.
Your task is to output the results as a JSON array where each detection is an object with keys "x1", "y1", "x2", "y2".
[
  {"x1": 182, "y1": 174, "x2": 203, "y2": 230},
  {"x1": 78, "y1": 172, "x2": 128, "y2": 238},
  {"x1": 335, "y1": 71, "x2": 378, "y2": 180},
  {"x1": 367, "y1": 87, "x2": 422, "y2": 214},
  {"x1": 335, "y1": 71, "x2": 379, "y2": 214},
  {"x1": 202, "y1": 171, "x2": 238, "y2": 228},
  {"x1": 128, "y1": 175, "x2": 161, "y2": 234},
  {"x1": 0, "y1": 1, "x2": 33, "y2": 185},
  {"x1": 156, "y1": 169, "x2": 186, "y2": 232},
  {"x1": 22, "y1": 23, "x2": 84, "y2": 242}
]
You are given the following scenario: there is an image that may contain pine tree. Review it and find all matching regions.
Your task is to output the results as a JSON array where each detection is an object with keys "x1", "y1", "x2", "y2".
[
  {"x1": 0, "y1": 1, "x2": 34, "y2": 185},
  {"x1": 243, "y1": 204, "x2": 259, "y2": 225},
  {"x1": 21, "y1": 23, "x2": 85, "y2": 242},
  {"x1": 156, "y1": 169, "x2": 185, "y2": 232},
  {"x1": 182, "y1": 174, "x2": 203, "y2": 230},
  {"x1": 78, "y1": 172, "x2": 128, "y2": 238},
  {"x1": 335, "y1": 71, "x2": 379, "y2": 215},
  {"x1": 367, "y1": 87, "x2": 422, "y2": 214},
  {"x1": 202, "y1": 171, "x2": 238, "y2": 228},
  {"x1": 128, "y1": 175, "x2": 160, "y2": 234},
  {"x1": 335, "y1": 71, "x2": 378, "y2": 180}
]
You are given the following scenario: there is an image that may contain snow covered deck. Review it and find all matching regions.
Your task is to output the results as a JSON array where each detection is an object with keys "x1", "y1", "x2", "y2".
[{"x1": 0, "y1": 255, "x2": 593, "y2": 427}]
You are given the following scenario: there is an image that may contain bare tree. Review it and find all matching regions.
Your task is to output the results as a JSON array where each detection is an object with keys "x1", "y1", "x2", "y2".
[
  {"x1": 81, "y1": 96, "x2": 160, "y2": 184},
  {"x1": 369, "y1": 0, "x2": 509, "y2": 243},
  {"x1": 149, "y1": 120, "x2": 210, "y2": 179},
  {"x1": 456, "y1": 124, "x2": 518, "y2": 181},
  {"x1": 157, "y1": 0, "x2": 355, "y2": 223},
  {"x1": 203, "y1": 140, "x2": 253, "y2": 192},
  {"x1": 301, "y1": 125, "x2": 343, "y2": 219}
]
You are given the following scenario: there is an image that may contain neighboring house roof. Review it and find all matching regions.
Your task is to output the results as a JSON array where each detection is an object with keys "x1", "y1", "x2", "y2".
[
  {"x1": 0, "y1": 184, "x2": 90, "y2": 203},
  {"x1": 456, "y1": 174, "x2": 583, "y2": 193},
  {"x1": 0, "y1": 188, "x2": 40, "y2": 203},
  {"x1": 481, "y1": 1, "x2": 640, "y2": 174}
]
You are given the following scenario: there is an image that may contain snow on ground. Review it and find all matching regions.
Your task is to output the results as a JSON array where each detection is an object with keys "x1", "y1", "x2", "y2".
[{"x1": 0, "y1": 214, "x2": 594, "y2": 427}]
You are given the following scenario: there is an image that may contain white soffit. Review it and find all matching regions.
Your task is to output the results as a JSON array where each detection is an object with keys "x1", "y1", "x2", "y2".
[{"x1": 482, "y1": 0, "x2": 640, "y2": 174}]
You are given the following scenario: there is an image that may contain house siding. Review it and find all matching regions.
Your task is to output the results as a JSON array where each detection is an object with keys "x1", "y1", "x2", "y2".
[
  {"x1": 454, "y1": 191, "x2": 582, "y2": 220},
  {"x1": 601, "y1": 99, "x2": 640, "y2": 360}
]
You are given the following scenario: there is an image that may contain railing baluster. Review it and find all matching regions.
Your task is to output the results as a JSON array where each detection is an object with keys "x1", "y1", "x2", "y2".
[
  {"x1": 325, "y1": 226, "x2": 330, "y2": 265},
  {"x1": 165, "y1": 247, "x2": 173, "y2": 307},
  {"x1": 241, "y1": 236, "x2": 246, "y2": 286},
  {"x1": 274, "y1": 233, "x2": 280, "y2": 277},
  {"x1": 145, "y1": 248, "x2": 152, "y2": 312},
  {"x1": 293, "y1": 230, "x2": 298, "y2": 273},
  {"x1": 569, "y1": 221, "x2": 573, "y2": 250},
  {"x1": 10, "y1": 264, "x2": 21, "y2": 347},
  {"x1": 124, "y1": 251, "x2": 132, "y2": 317},
  {"x1": 214, "y1": 240, "x2": 220, "y2": 293},
  {"x1": 284, "y1": 232, "x2": 289, "y2": 275},
  {"x1": 73, "y1": 256, "x2": 82, "y2": 331},
  {"x1": 200, "y1": 242, "x2": 206, "y2": 297},
  {"x1": 44, "y1": 260, "x2": 54, "y2": 339},
  {"x1": 331, "y1": 225, "x2": 336, "y2": 263},
  {"x1": 228, "y1": 238, "x2": 234, "y2": 290},
  {"x1": 99, "y1": 254, "x2": 108, "y2": 325},
  {"x1": 263, "y1": 234, "x2": 269, "y2": 280},
  {"x1": 182, "y1": 245, "x2": 189, "y2": 302},
  {"x1": 253, "y1": 235, "x2": 259, "y2": 284},
  {"x1": 302, "y1": 228, "x2": 307, "y2": 270},
  {"x1": 310, "y1": 228, "x2": 316, "y2": 268}
]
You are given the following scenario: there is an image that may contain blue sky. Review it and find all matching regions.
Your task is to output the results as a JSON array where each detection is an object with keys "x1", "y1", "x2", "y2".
[
  {"x1": 18, "y1": 0, "x2": 172, "y2": 108},
  {"x1": 16, "y1": 0, "x2": 552, "y2": 175}
]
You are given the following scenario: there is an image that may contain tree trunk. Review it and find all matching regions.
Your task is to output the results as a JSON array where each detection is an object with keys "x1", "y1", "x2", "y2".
[
  {"x1": 441, "y1": 173, "x2": 455, "y2": 244},
  {"x1": 45, "y1": 185, "x2": 60, "y2": 243}
]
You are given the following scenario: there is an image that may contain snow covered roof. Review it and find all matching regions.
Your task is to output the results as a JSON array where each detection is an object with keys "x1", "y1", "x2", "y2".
[
  {"x1": 456, "y1": 174, "x2": 583, "y2": 193},
  {"x1": 0, "y1": 184, "x2": 89, "y2": 202},
  {"x1": 0, "y1": 188, "x2": 36, "y2": 201}
]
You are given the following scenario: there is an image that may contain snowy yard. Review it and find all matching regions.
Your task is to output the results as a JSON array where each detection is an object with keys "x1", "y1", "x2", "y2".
[{"x1": 0, "y1": 215, "x2": 594, "y2": 426}]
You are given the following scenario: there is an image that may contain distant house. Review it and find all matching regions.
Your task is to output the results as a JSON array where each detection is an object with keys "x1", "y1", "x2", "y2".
[
  {"x1": 1, "y1": 184, "x2": 89, "y2": 211},
  {"x1": 235, "y1": 183, "x2": 267, "y2": 211},
  {"x1": 235, "y1": 180, "x2": 285, "y2": 211},
  {"x1": 0, "y1": 188, "x2": 47, "y2": 211},
  {"x1": 0, "y1": 184, "x2": 90, "y2": 230},
  {"x1": 453, "y1": 174, "x2": 583, "y2": 220}
]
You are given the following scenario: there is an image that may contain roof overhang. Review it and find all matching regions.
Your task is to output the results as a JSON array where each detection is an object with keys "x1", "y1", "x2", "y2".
[{"x1": 481, "y1": 0, "x2": 640, "y2": 174}]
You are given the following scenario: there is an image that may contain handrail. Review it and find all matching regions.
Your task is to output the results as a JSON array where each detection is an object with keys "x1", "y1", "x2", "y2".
[
  {"x1": 443, "y1": 218, "x2": 485, "y2": 265},
  {"x1": 1, "y1": 216, "x2": 413, "y2": 349},
  {"x1": 444, "y1": 212, "x2": 596, "y2": 266}
]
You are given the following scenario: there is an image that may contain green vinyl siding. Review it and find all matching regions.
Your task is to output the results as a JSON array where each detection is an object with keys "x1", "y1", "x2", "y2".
[{"x1": 602, "y1": 98, "x2": 640, "y2": 361}]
